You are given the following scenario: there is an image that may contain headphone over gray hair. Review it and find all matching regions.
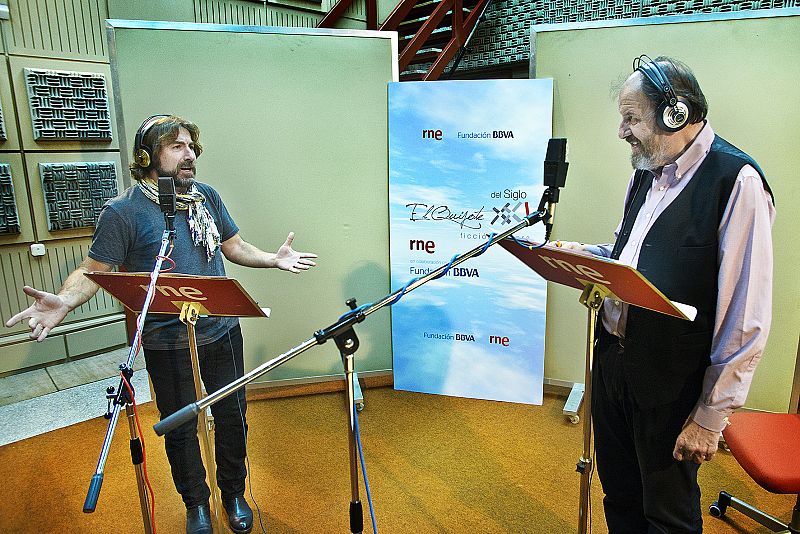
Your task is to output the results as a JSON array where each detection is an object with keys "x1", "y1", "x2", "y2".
[{"x1": 633, "y1": 55, "x2": 692, "y2": 133}]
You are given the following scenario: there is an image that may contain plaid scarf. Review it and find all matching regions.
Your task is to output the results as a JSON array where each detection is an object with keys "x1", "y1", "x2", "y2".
[{"x1": 138, "y1": 179, "x2": 220, "y2": 261}]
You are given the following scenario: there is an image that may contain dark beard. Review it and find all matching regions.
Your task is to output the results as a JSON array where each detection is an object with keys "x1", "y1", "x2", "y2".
[
  {"x1": 173, "y1": 174, "x2": 194, "y2": 191},
  {"x1": 155, "y1": 162, "x2": 195, "y2": 191}
]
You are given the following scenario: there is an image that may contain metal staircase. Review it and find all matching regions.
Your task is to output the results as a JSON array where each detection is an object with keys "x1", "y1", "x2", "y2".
[{"x1": 318, "y1": 0, "x2": 492, "y2": 81}]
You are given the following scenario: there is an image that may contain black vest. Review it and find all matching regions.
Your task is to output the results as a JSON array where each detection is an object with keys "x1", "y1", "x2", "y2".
[{"x1": 608, "y1": 135, "x2": 771, "y2": 408}]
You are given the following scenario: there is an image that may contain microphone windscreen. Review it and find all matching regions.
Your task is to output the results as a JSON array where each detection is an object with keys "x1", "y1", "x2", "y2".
[
  {"x1": 545, "y1": 138, "x2": 567, "y2": 162},
  {"x1": 157, "y1": 176, "x2": 176, "y2": 215},
  {"x1": 543, "y1": 138, "x2": 569, "y2": 188}
]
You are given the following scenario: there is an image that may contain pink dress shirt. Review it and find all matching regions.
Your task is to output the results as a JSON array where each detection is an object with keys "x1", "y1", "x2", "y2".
[{"x1": 587, "y1": 122, "x2": 775, "y2": 432}]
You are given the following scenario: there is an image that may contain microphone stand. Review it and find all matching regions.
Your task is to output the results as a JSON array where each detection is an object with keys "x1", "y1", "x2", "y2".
[
  {"x1": 83, "y1": 211, "x2": 175, "y2": 534},
  {"x1": 154, "y1": 186, "x2": 560, "y2": 534}
]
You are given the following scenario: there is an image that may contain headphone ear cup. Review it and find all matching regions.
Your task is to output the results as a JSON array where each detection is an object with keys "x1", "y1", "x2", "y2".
[
  {"x1": 133, "y1": 114, "x2": 168, "y2": 169},
  {"x1": 657, "y1": 98, "x2": 691, "y2": 132},
  {"x1": 134, "y1": 148, "x2": 152, "y2": 168}
]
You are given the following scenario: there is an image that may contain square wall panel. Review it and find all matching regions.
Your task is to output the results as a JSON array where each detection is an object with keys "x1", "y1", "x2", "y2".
[
  {"x1": 0, "y1": 102, "x2": 7, "y2": 141},
  {"x1": 0, "y1": 164, "x2": 20, "y2": 234},
  {"x1": 24, "y1": 68, "x2": 113, "y2": 142},
  {"x1": 0, "y1": 70, "x2": 20, "y2": 150},
  {"x1": 25, "y1": 152, "x2": 124, "y2": 242},
  {"x1": 39, "y1": 161, "x2": 118, "y2": 231},
  {"x1": 0, "y1": 153, "x2": 34, "y2": 244},
  {"x1": 9, "y1": 57, "x2": 119, "y2": 151}
]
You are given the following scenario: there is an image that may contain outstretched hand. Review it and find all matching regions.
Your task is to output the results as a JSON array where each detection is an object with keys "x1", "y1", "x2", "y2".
[
  {"x1": 5, "y1": 286, "x2": 70, "y2": 342},
  {"x1": 274, "y1": 232, "x2": 318, "y2": 274},
  {"x1": 673, "y1": 420, "x2": 721, "y2": 465}
]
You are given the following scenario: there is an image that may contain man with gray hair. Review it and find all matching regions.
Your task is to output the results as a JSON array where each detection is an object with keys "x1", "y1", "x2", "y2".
[{"x1": 558, "y1": 57, "x2": 774, "y2": 532}]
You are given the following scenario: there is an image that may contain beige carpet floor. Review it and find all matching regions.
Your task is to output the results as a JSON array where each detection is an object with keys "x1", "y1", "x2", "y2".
[{"x1": 0, "y1": 386, "x2": 794, "y2": 533}]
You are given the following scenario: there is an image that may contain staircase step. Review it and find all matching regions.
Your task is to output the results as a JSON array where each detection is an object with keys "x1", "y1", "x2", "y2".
[
  {"x1": 407, "y1": 0, "x2": 479, "y2": 19},
  {"x1": 407, "y1": 0, "x2": 442, "y2": 18},
  {"x1": 399, "y1": 25, "x2": 451, "y2": 43},
  {"x1": 399, "y1": 7, "x2": 469, "y2": 27},
  {"x1": 414, "y1": 48, "x2": 443, "y2": 61},
  {"x1": 400, "y1": 71, "x2": 428, "y2": 81},
  {"x1": 398, "y1": 8, "x2": 470, "y2": 34}
]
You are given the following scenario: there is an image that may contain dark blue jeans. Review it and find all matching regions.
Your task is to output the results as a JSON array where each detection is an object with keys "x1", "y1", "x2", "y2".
[
  {"x1": 592, "y1": 327, "x2": 702, "y2": 534},
  {"x1": 145, "y1": 324, "x2": 248, "y2": 508}
]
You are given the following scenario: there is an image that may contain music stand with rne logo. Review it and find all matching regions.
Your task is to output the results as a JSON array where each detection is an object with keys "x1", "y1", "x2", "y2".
[
  {"x1": 499, "y1": 239, "x2": 696, "y2": 534},
  {"x1": 87, "y1": 271, "x2": 269, "y2": 533}
]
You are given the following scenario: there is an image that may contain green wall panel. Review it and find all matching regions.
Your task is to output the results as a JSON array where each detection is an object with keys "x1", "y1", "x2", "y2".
[
  {"x1": 532, "y1": 11, "x2": 800, "y2": 413},
  {"x1": 5, "y1": 0, "x2": 108, "y2": 60},
  {"x1": 108, "y1": 21, "x2": 397, "y2": 384}
]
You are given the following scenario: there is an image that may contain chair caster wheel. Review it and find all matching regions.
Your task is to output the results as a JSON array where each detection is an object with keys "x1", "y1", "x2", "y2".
[{"x1": 569, "y1": 415, "x2": 580, "y2": 424}]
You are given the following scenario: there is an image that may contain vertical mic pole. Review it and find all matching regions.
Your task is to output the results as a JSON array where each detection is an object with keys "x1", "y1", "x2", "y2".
[
  {"x1": 576, "y1": 284, "x2": 607, "y2": 534},
  {"x1": 84, "y1": 216, "x2": 174, "y2": 532},
  {"x1": 334, "y1": 299, "x2": 364, "y2": 534}
]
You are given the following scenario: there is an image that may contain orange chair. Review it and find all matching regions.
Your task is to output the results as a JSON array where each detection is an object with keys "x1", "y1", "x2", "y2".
[{"x1": 710, "y1": 412, "x2": 800, "y2": 533}]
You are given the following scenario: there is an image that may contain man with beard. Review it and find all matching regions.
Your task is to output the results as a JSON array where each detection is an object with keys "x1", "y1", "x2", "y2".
[
  {"x1": 556, "y1": 57, "x2": 775, "y2": 532},
  {"x1": 6, "y1": 115, "x2": 318, "y2": 534}
]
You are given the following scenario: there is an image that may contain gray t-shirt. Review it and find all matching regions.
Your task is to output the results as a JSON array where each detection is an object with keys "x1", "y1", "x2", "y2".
[{"x1": 89, "y1": 181, "x2": 239, "y2": 350}]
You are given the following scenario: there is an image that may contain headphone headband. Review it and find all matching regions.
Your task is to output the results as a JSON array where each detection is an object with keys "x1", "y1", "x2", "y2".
[
  {"x1": 633, "y1": 55, "x2": 690, "y2": 132},
  {"x1": 634, "y1": 55, "x2": 678, "y2": 106}
]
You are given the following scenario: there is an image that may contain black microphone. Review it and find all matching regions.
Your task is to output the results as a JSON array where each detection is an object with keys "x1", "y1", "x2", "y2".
[
  {"x1": 542, "y1": 138, "x2": 568, "y2": 241},
  {"x1": 157, "y1": 176, "x2": 176, "y2": 233}
]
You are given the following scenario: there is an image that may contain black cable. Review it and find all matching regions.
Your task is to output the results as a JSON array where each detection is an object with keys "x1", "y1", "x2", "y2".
[{"x1": 229, "y1": 328, "x2": 267, "y2": 533}]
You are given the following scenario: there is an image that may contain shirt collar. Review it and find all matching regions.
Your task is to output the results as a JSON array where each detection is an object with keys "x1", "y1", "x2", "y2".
[{"x1": 673, "y1": 120, "x2": 714, "y2": 180}]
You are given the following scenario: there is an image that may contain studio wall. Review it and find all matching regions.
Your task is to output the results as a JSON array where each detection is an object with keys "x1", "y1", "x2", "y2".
[
  {"x1": 531, "y1": 9, "x2": 800, "y2": 412},
  {"x1": 108, "y1": 21, "x2": 398, "y2": 384}
]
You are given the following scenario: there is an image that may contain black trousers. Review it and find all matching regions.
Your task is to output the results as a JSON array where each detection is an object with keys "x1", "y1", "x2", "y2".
[
  {"x1": 592, "y1": 328, "x2": 702, "y2": 534},
  {"x1": 145, "y1": 324, "x2": 248, "y2": 508}
]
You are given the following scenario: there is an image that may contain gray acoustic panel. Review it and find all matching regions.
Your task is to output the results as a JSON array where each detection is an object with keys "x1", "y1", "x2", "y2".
[
  {"x1": 40, "y1": 162, "x2": 117, "y2": 231},
  {"x1": 24, "y1": 68, "x2": 112, "y2": 141},
  {"x1": 0, "y1": 101, "x2": 7, "y2": 141},
  {"x1": 0, "y1": 165, "x2": 21, "y2": 235},
  {"x1": 457, "y1": 1, "x2": 796, "y2": 71}
]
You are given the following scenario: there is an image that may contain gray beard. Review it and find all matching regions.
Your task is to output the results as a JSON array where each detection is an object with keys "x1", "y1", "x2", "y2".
[{"x1": 630, "y1": 142, "x2": 669, "y2": 171}]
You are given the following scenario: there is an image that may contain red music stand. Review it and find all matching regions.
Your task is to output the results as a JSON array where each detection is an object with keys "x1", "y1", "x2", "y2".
[
  {"x1": 499, "y1": 240, "x2": 695, "y2": 534},
  {"x1": 87, "y1": 271, "x2": 269, "y2": 533}
]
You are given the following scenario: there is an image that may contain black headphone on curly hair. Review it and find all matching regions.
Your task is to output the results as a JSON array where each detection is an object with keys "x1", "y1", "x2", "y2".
[
  {"x1": 132, "y1": 114, "x2": 169, "y2": 169},
  {"x1": 633, "y1": 55, "x2": 692, "y2": 133}
]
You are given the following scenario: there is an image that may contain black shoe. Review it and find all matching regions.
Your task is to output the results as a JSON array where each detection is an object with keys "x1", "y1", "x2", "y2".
[
  {"x1": 186, "y1": 503, "x2": 212, "y2": 534},
  {"x1": 223, "y1": 495, "x2": 253, "y2": 534}
]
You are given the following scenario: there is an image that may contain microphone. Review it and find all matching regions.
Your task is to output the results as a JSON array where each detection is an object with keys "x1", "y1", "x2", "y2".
[
  {"x1": 157, "y1": 176, "x2": 176, "y2": 233},
  {"x1": 542, "y1": 138, "x2": 568, "y2": 241}
]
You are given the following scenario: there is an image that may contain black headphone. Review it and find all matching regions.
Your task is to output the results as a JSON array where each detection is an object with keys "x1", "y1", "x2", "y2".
[
  {"x1": 132, "y1": 114, "x2": 169, "y2": 168},
  {"x1": 633, "y1": 55, "x2": 691, "y2": 133}
]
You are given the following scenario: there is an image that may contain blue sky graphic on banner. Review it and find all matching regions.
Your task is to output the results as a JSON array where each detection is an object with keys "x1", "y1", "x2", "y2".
[{"x1": 389, "y1": 79, "x2": 554, "y2": 405}]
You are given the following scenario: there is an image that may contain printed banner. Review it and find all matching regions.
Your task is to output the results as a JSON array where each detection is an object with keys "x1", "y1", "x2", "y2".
[{"x1": 389, "y1": 79, "x2": 554, "y2": 404}]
